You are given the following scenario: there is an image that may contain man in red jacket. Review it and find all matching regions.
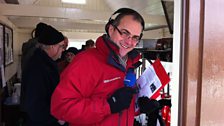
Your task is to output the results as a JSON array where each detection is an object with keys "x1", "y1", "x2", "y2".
[{"x1": 51, "y1": 8, "x2": 145, "y2": 126}]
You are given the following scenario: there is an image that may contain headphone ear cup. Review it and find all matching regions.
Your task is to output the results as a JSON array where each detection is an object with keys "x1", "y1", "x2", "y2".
[{"x1": 105, "y1": 19, "x2": 114, "y2": 34}]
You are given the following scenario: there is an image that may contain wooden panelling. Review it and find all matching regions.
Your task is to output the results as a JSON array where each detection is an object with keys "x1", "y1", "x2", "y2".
[
  {"x1": 181, "y1": 0, "x2": 204, "y2": 125},
  {"x1": 182, "y1": 0, "x2": 224, "y2": 126},
  {"x1": 200, "y1": 0, "x2": 224, "y2": 125}
]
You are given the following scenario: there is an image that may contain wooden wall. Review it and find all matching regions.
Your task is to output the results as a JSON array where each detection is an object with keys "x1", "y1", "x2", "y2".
[{"x1": 181, "y1": 0, "x2": 224, "y2": 126}]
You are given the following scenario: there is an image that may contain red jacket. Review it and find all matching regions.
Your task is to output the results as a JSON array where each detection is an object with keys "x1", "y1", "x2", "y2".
[{"x1": 51, "y1": 35, "x2": 141, "y2": 126}]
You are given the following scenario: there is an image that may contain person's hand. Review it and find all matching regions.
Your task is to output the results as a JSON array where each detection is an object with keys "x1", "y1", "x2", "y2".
[
  {"x1": 158, "y1": 99, "x2": 172, "y2": 108},
  {"x1": 107, "y1": 87, "x2": 135, "y2": 113},
  {"x1": 137, "y1": 97, "x2": 160, "y2": 114}
]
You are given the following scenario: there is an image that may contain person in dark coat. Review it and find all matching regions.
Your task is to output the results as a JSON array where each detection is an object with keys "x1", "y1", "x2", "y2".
[
  {"x1": 21, "y1": 22, "x2": 48, "y2": 71},
  {"x1": 57, "y1": 47, "x2": 79, "y2": 73},
  {"x1": 21, "y1": 24, "x2": 66, "y2": 126}
]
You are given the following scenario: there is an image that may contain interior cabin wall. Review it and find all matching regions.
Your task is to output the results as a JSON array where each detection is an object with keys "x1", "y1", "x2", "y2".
[
  {"x1": 0, "y1": 15, "x2": 19, "y2": 82},
  {"x1": 1, "y1": 14, "x2": 170, "y2": 82}
]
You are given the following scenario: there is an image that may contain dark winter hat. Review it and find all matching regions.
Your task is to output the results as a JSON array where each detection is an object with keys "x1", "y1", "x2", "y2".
[
  {"x1": 35, "y1": 22, "x2": 48, "y2": 38},
  {"x1": 67, "y1": 47, "x2": 79, "y2": 55},
  {"x1": 85, "y1": 39, "x2": 95, "y2": 46},
  {"x1": 38, "y1": 25, "x2": 64, "y2": 45}
]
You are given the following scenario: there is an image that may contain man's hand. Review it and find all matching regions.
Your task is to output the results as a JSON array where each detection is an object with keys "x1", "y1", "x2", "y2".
[
  {"x1": 137, "y1": 97, "x2": 160, "y2": 114},
  {"x1": 107, "y1": 87, "x2": 135, "y2": 113}
]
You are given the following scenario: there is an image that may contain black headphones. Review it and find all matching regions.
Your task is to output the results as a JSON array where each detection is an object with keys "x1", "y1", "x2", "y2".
[{"x1": 105, "y1": 8, "x2": 145, "y2": 40}]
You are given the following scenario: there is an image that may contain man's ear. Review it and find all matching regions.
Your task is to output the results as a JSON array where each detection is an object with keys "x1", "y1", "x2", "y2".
[
  {"x1": 108, "y1": 24, "x2": 113, "y2": 31},
  {"x1": 108, "y1": 24, "x2": 115, "y2": 35}
]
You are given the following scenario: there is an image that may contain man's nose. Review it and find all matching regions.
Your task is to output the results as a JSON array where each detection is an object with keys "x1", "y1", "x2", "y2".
[{"x1": 125, "y1": 36, "x2": 135, "y2": 44}]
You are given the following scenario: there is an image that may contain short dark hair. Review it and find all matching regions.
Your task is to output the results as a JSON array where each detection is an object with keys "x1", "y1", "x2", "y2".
[
  {"x1": 105, "y1": 8, "x2": 145, "y2": 35},
  {"x1": 112, "y1": 10, "x2": 145, "y2": 31},
  {"x1": 85, "y1": 39, "x2": 95, "y2": 47},
  {"x1": 67, "y1": 47, "x2": 78, "y2": 55}
]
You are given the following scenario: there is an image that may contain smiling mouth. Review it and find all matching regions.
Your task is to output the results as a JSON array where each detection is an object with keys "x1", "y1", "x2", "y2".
[{"x1": 120, "y1": 43, "x2": 129, "y2": 49}]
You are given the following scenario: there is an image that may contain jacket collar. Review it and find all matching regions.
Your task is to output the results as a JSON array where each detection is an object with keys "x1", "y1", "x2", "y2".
[
  {"x1": 35, "y1": 48, "x2": 59, "y2": 72},
  {"x1": 96, "y1": 34, "x2": 141, "y2": 72}
]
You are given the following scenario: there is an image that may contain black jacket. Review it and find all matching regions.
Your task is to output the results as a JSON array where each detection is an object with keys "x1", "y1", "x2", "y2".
[
  {"x1": 21, "y1": 38, "x2": 39, "y2": 71},
  {"x1": 21, "y1": 48, "x2": 61, "y2": 126}
]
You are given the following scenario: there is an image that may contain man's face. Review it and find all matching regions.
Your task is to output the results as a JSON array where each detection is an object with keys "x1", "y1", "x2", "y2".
[
  {"x1": 108, "y1": 15, "x2": 142, "y2": 57},
  {"x1": 50, "y1": 41, "x2": 65, "y2": 60},
  {"x1": 65, "y1": 52, "x2": 75, "y2": 63}
]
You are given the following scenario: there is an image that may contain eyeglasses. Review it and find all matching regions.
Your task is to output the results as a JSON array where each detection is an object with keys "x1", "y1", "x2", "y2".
[
  {"x1": 58, "y1": 44, "x2": 66, "y2": 50},
  {"x1": 113, "y1": 25, "x2": 141, "y2": 43}
]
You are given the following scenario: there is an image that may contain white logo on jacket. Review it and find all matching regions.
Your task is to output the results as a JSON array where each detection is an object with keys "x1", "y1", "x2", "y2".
[{"x1": 104, "y1": 77, "x2": 121, "y2": 83}]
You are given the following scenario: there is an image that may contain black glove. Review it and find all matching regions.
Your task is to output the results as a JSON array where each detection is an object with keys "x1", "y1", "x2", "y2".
[
  {"x1": 107, "y1": 87, "x2": 135, "y2": 113},
  {"x1": 137, "y1": 96, "x2": 160, "y2": 114},
  {"x1": 158, "y1": 99, "x2": 172, "y2": 108}
]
